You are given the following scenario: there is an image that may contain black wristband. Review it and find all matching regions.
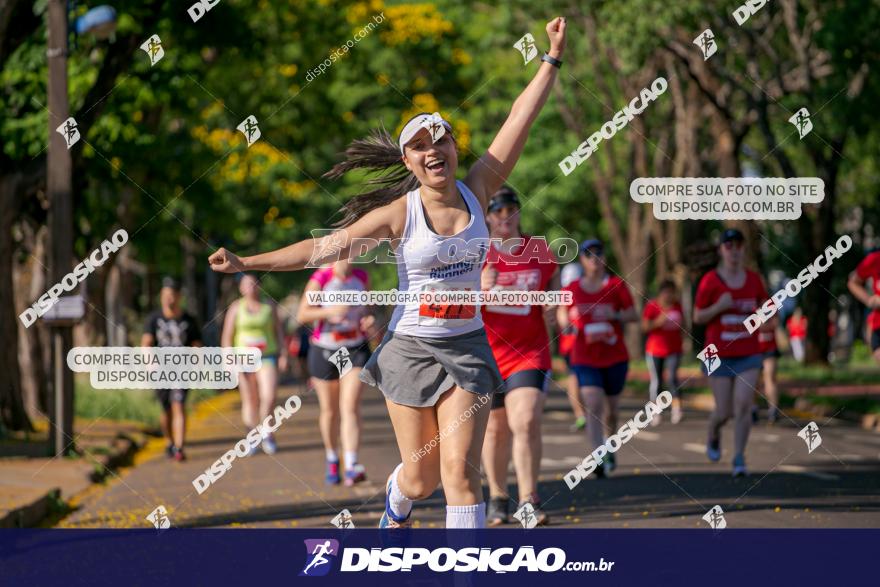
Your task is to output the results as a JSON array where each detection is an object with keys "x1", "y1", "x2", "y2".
[{"x1": 541, "y1": 53, "x2": 562, "y2": 68}]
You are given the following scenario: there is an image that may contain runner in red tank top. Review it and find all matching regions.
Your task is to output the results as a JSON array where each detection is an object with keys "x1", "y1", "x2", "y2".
[
  {"x1": 558, "y1": 238, "x2": 637, "y2": 478},
  {"x1": 848, "y1": 249, "x2": 880, "y2": 364},
  {"x1": 480, "y1": 186, "x2": 557, "y2": 526},
  {"x1": 693, "y1": 229, "x2": 768, "y2": 477}
]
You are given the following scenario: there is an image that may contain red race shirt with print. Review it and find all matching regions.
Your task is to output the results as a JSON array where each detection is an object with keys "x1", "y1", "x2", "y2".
[
  {"x1": 855, "y1": 251, "x2": 880, "y2": 331},
  {"x1": 758, "y1": 329, "x2": 777, "y2": 353},
  {"x1": 482, "y1": 236, "x2": 556, "y2": 379},
  {"x1": 564, "y1": 275, "x2": 634, "y2": 368},
  {"x1": 643, "y1": 300, "x2": 684, "y2": 357},
  {"x1": 695, "y1": 269, "x2": 768, "y2": 358}
]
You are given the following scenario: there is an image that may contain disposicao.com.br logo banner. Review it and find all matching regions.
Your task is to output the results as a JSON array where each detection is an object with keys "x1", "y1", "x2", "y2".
[
  {"x1": 298, "y1": 538, "x2": 613, "y2": 575},
  {"x1": 2, "y1": 529, "x2": 876, "y2": 586}
]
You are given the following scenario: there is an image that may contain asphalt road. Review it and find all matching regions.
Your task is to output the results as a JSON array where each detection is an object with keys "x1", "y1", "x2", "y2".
[{"x1": 59, "y1": 381, "x2": 880, "y2": 529}]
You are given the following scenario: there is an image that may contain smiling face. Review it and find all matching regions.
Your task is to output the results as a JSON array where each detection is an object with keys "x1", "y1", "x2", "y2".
[{"x1": 401, "y1": 128, "x2": 458, "y2": 190}]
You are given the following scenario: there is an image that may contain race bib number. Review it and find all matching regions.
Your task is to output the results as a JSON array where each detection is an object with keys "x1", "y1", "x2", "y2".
[
  {"x1": 584, "y1": 322, "x2": 617, "y2": 345},
  {"x1": 485, "y1": 269, "x2": 541, "y2": 316},
  {"x1": 418, "y1": 283, "x2": 477, "y2": 327},
  {"x1": 719, "y1": 313, "x2": 750, "y2": 341},
  {"x1": 332, "y1": 328, "x2": 360, "y2": 342},
  {"x1": 240, "y1": 334, "x2": 268, "y2": 351}
]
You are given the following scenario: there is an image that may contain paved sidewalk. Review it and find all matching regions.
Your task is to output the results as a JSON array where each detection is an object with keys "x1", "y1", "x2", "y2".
[
  {"x1": 57, "y1": 382, "x2": 880, "y2": 529},
  {"x1": 0, "y1": 420, "x2": 147, "y2": 527}
]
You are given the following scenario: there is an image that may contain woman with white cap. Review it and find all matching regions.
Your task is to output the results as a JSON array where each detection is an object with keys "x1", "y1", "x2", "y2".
[{"x1": 209, "y1": 17, "x2": 567, "y2": 529}]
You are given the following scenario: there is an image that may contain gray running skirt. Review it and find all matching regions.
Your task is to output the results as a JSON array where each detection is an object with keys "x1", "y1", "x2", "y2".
[{"x1": 359, "y1": 328, "x2": 503, "y2": 407}]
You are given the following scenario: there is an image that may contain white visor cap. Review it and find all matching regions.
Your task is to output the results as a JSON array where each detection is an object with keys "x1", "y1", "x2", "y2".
[{"x1": 398, "y1": 112, "x2": 453, "y2": 154}]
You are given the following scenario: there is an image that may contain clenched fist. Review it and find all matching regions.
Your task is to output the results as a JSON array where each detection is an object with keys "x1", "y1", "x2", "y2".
[{"x1": 208, "y1": 247, "x2": 244, "y2": 273}]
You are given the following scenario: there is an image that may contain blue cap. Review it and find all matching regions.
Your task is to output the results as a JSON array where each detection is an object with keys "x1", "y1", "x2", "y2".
[
  {"x1": 579, "y1": 238, "x2": 603, "y2": 254},
  {"x1": 719, "y1": 228, "x2": 745, "y2": 245}
]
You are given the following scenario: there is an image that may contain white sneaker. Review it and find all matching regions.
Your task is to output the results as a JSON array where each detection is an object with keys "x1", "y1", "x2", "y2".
[
  {"x1": 671, "y1": 405, "x2": 683, "y2": 424},
  {"x1": 261, "y1": 436, "x2": 277, "y2": 455},
  {"x1": 650, "y1": 413, "x2": 662, "y2": 427}
]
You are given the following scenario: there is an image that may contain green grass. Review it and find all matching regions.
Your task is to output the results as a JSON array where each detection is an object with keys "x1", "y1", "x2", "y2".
[
  {"x1": 74, "y1": 374, "x2": 215, "y2": 427},
  {"x1": 551, "y1": 343, "x2": 880, "y2": 413},
  {"x1": 802, "y1": 394, "x2": 880, "y2": 415}
]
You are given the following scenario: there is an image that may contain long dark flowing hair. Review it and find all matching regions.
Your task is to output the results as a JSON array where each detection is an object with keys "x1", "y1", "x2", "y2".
[{"x1": 323, "y1": 124, "x2": 420, "y2": 227}]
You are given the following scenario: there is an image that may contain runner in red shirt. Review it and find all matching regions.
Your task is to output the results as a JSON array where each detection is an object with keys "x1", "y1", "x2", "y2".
[
  {"x1": 480, "y1": 186, "x2": 558, "y2": 526},
  {"x1": 641, "y1": 280, "x2": 684, "y2": 425},
  {"x1": 848, "y1": 249, "x2": 880, "y2": 364},
  {"x1": 558, "y1": 238, "x2": 637, "y2": 477},
  {"x1": 693, "y1": 229, "x2": 768, "y2": 477},
  {"x1": 560, "y1": 262, "x2": 586, "y2": 431}
]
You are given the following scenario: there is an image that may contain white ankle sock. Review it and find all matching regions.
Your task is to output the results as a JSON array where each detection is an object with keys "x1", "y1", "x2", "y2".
[
  {"x1": 446, "y1": 503, "x2": 485, "y2": 529},
  {"x1": 345, "y1": 451, "x2": 358, "y2": 469},
  {"x1": 326, "y1": 448, "x2": 338, "y2": 462},
  {"x1": 388, "y1": 463, "x2": 413, "y2": 520}
]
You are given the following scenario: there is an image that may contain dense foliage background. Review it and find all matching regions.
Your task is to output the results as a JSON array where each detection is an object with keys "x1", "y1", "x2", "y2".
[{"x1": 2, "y1": 0, "x2": 878, "y2": 430}]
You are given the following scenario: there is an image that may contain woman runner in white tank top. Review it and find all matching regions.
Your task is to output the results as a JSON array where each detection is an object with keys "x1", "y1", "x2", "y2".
[{"x1": 209, "y1": 18, "x2": 567, "y2": 529}]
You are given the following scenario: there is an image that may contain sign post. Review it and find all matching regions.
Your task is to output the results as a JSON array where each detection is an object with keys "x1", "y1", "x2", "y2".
[{"x1": 47, "y1": 0, "x2": 75, "y2": 457}]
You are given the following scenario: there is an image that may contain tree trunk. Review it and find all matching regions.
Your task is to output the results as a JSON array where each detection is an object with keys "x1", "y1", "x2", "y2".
[
  {"x1": 14, "y1": 223, "x2": 50, "y2": 421},
  {"x1": 0, "y1": 174, "x2": 32, "y2": 432}
]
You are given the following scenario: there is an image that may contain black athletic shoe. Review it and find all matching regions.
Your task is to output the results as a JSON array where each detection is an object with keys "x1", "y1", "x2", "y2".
[
  {"x1": 487, "y1": 497, "x2": 509, "y2": 527},
  {"x1": 607, "y1": 452, "x2": 617, "y2": 472},
  {"x1": 165, "y1": 443, "x2": 175, "y2": 459},
  {"x1": 751, "y1": 406, "x2": 759, "y2": 423}
]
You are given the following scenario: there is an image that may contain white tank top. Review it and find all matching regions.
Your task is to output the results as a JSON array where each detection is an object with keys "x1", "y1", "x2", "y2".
[{"x1": 388, "y1": 180, "x2": 489, "y2": 338}]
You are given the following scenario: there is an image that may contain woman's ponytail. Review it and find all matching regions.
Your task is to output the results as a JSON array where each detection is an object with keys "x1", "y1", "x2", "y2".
[{"x1": 323, "y1": 125, "x2": 419, "y2": 227}]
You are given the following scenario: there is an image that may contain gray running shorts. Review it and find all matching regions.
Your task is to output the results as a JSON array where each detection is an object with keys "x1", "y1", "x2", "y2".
[{"x1": 359, "y1": 328, "x2": 503, "y2": 407}]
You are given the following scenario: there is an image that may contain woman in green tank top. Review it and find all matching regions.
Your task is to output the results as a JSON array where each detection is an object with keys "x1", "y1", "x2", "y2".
[{"x1": 221, "y1": 274, "x2": 289, "y2": 455}]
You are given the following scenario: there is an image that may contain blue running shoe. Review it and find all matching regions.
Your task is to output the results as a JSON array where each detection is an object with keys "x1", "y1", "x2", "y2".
[
  {"x1": 732, "y1": 454, "x2": 748, "y2": 477},
  {"x1": 379, "y1": 471, "x2": 411, "y2": 529},
  {"x1": 707, "y1": 439, "x2": 721, "y2": 462},
  {"x1": 325, "y1": 460, "x2": 341, "y2": 485}
]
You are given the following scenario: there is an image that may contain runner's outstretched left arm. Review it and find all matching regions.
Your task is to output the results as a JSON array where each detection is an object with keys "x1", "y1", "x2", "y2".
[{"x1": 208, "y1": 198, "x2": 401, "y2": 273}]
